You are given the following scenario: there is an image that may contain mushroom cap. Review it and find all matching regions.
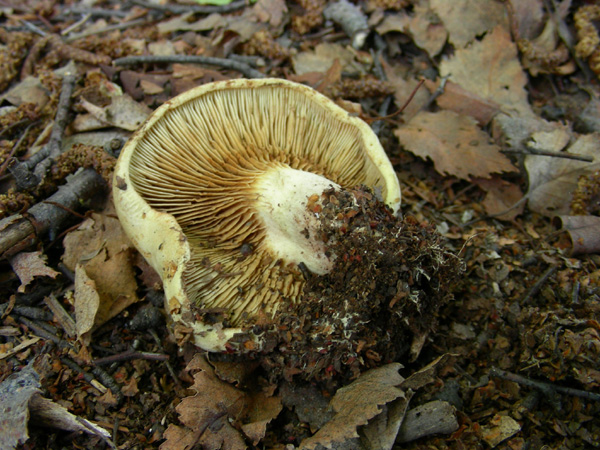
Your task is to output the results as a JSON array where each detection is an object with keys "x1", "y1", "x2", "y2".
[{"x1": 113, "y1": 78, "x2": 401, "y2": 351}]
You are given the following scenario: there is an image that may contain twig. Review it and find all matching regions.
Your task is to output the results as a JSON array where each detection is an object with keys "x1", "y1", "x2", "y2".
[
  {"x1": 91, "y1": 365, "x2": 124, "y2": 404},
  {"x1": 149, "y1": 329, "x2": 181, "y2": 387},
  {"x1": 129, "y1": 0, "x2": 249, "y2": 15},
  {"x1": 424, "y1": 74, "x2": 450, "y2": 109},
  {"x1": 0, "y1": 121, "x2": 38, "y2": 177},
  {"x1": 18, "y1": 317, "x2": 69, "y2": 348},
  {"x1": 490, "y1": 367, "x2": 600, "y2": 402},
  {"x1": 60, "y1": 6, "x2": 129, "y2": 19},
  {"x1": 42, "y1": 201, "x2": 87, "y2": 219},
  {"x1": 0, "y1": 169, "x2": 106, "y2": 259},
  {"x1": 113, "y1": 54, "x2": 265, "y2": 79},
  {"x1": 64, "y1": 18, "x2": 151, "y2": 43},
  {"x1": 521, "y1": 265, "x2": 558, "y2": 305},
  {"x1": 43, "y1": 294, "x2": 77, "y2": 338},
  {"x1": 503, "y1": 147, "x2": 594, "y2": 162},
  {"x1": 19, "y1": 20, "x2": 47, "y2": 37},
  {"x1": 7, "y1": 305, "x2": 53, "y2": 321},
  {"x1": 0, "y1": 118, "x2": 30, "y2": 139},
  {"x1": 93, "y1": 349, "x2": 169, "y2": 365},
  {"x1": 60, "y1": 357, "x2": 109, "y2": 395},
  {"x1": 364, "y1": 79, "x2": 425, "y2": 124},
  {"x1": 9, "y1": 74, "x2": 77, "y2": 190},
  {"x1": 323, "y1": 0, "x2": 369, "y2": 49}
]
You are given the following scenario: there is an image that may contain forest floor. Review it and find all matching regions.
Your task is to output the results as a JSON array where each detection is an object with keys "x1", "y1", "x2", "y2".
[{"x1": 0, "y1": 1, "x2": 599, "y2": 449}]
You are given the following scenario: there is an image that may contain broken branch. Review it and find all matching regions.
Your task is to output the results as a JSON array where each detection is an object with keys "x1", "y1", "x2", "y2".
[{"x1": 0, "y1": 168, "x2": 106, "y2": 259}]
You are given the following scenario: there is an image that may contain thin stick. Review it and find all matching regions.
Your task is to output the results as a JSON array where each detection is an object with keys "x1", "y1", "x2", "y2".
[
  {"x1": 461, "y1": 195, "x2": 529, "y2": 227},
  {"x1": 33, "y1": 85, "x2": 74, "y2": 176},
  {"x1": 503, "y1": 147, "x2": 594, "y2": 162},
  {"x1": 93, "y1": 350, "x2": 169, "y2": 365},
  {"x1": 60, "y1": 6, "x2": 128, "y2": 19},
  {"x1": 364, "y1": 79, "x2": 424, "y2": 124},
  {"x1": 521, "y1": 265, "x2": 558, "y2": 305},
  {"x1": 113, "y1": 54, "x2": 265, "y2": 79},
  {"x1": 490, "y1": 367, "x2": 600, "y2": 402},
  {"x1": 64, "y1": 18, "x2": 150, "y2": 43},
  {"x1": 0, "y1": 121, "x2": 38, "y2": 177},
  {"x1": 129, "y1": 0, "x2": 248, "y2": 15}
]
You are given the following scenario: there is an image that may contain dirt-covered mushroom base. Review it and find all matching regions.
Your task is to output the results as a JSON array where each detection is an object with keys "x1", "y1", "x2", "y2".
[{"x1": 238, "y1": 186, "x2": 464, "y2": 387}]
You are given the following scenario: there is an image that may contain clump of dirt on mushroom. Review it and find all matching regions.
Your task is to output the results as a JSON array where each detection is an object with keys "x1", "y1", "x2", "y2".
[{"x1": 259, "y1": 186, "x2": 464, "y2": 387}]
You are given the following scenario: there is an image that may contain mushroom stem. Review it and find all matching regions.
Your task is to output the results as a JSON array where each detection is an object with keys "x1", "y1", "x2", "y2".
[{"x1": 254, "y1": 166, "x2": 340, "y2": 275}]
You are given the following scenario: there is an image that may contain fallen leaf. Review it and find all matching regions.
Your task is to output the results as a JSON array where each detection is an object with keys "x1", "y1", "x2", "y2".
[
  {"x1": 280, "y1": 382, "x2": 333, "y2": 432},
  {"x1": 408, "y1": 3, "x2": 448, "y2": 57},
  {"x1": 376, "y1": 6, "x2": 447, "y2": 57},
  {"x1": 425, "y1": 79, "x2": 501, "y2": 126},
  {"x1": 554, "y1": 215, "x2": 600, "y2": 255},
  {"x1": 241, "y1": 392, "x2": 283, "y2": 444},
  {"x1": 1, "y1": 76, "x2": 50, "y2": 108},
  {"x1": 140, "y1": 79, "x2": 165, "y2": 95},
  {"x1": 361, "y1": 397, "x2": 411, "y2": 450},
  {"x1": 148, "y1": 40, "x2": 176, "y2": 56},
  {"x1": 292, "y1": 43, "x2": 357, "y2": 75},
  {"x1": 157, "y1": 12, "x2": 227, "y2": 34},
  {"x1": 74, "y1": 264, "x2": 100, "y2": 347},
  {"x1": 400, "y1": 354, "x2": 454, "y2": 391},
  {"x1": 440, "y1": 26, "x2": 532, "y2": 116},
  {"x1": 225, "y1": 9, "x2": 265, "y2": 41},
  {"x1": 162, "y1": 354, "x2": 281, "y2": 450},
  {"x1": 253, "y1": 0, "x2": 287, "y2": 27},
  {"x1": 63, "y1": 209, "x2": 139, "y2": 334},
  {"x1": 384, "y1": 64, "x2": 430, "y2": 121},
  {"x1": 474, "y1": 176, "x2": 525, "y2": 221},
  {"x1": 395, "y1": 110, "x2": 516, "y2": 180},
  {"x1": 511, "y1": 0, "x2": 545, "y2": 40},
  {"x1": 9, "y1": 251, "x2": 60, "y2": 293},
  {"x1": 481, "y1": 414, "x2": 521, "y2": 447},
  {"x1": 430, "y1": 0, "x2": 508, "y2": 48},
  {"x1": 300, "y1": 363, "x2": 406, "y2": 450},
  {"x1": 528, "y1": 128, "x2": 571, "y2": 152},
  {"x1": 396, "y1": 400, "x2": 458, "y2": 444},
  {"x1": 525, "y1": 133, "x2": 600, "y2": 215},
  {"x1": 80, "y1": 94, "x2": 151, "y2": 131}
]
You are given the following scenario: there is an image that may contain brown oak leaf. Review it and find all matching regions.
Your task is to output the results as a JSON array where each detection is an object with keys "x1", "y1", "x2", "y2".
[{"x1": 395, "y1": 110, "x2": 516, "y2": 180}]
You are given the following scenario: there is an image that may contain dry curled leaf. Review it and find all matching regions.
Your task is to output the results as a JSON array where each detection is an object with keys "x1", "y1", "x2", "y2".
[
  {"x1": 395, "y1": 110, "x2": 516, "y2": 180},
  {"x1": 162, "y1": 355, "x2": 281, "y2": 450},
  {"x1": 300, "y1": 363, "x2": 406, "y2": 450},
  {"x1": 430, "y1": 0, "x2": 508, "y2": 48},
  {"x1": 554, "y1": 215, "x2": 600, "y2": 255},
  {"x1": 525, "y1": 133, "x2": 600, "y2": 215},
  {"x1": 9, "y1": 251, "x2": 60, "y2": 293},
  {"x1": 474, "y1": 176, "x2": 525, "y2": 221},
  {"x1": 376, "y1": 5, "x2": 447, "y2": 57},
  {"x1": 425, "y1": 79, "x2": 500, "y2": 126},
  {"x1": 63, "y1": 210, "x2": 139, "y2": 334},
  {"x1": 440, "y1": 26, "x2": 532, "y2": 116}
]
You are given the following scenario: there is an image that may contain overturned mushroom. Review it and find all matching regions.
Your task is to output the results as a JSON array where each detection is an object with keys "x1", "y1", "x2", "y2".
[{"x1": 113, "y1": 78, "x2": 401, "y2": 352}]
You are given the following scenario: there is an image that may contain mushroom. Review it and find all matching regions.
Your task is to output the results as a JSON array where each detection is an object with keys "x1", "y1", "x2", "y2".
[{"x1": 113, "y1": 78, "x2": 401, "y2": 352}]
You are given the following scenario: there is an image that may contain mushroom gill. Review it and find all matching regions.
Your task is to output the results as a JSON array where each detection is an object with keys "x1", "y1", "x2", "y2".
[
  {"x1": 126, "y1": 82, "x2": 398, "y2": 325},
  {"x1": 114, "y1": 79, "x2": 401, "y2": 351}
]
